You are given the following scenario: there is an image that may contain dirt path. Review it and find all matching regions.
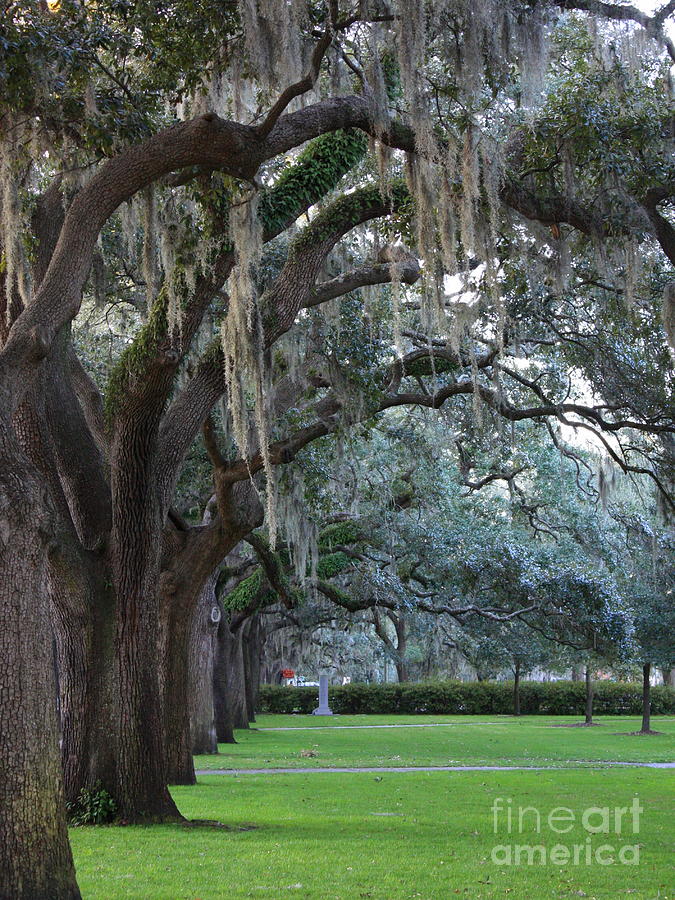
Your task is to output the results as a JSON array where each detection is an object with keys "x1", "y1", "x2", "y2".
[
  {"x1": 257, "y1": 722, "x2": 508, "y2": 731},
  {"x1": 195, "y1": 762, "x2": 675, "y2": 776}
]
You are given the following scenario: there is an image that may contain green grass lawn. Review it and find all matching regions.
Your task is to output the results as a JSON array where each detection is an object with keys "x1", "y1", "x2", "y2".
[
  {"x1": 193, "y1": 715, "x2": 675, "y2": 771},
  {"x1": 71, "y1": 769, "x2": 674, "y2": 899}
]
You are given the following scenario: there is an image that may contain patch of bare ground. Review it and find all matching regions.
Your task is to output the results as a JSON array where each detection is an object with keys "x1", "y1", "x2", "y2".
[
  {"x1": 550, "y1": 722, "x2": 604, "y2": 728},
  {"x1": 181, "y1": 820, "x2": 258, "y2": 830}
]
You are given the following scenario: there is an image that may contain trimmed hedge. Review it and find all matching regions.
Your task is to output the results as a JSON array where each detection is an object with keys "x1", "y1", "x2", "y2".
[{"x1": 257, "y1": 680, "x2": 675, "y2": 716}]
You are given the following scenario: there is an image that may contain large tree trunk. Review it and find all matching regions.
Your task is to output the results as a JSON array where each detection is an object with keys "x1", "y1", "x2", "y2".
[
  {"x1": 0, "y1": 439, "x2": 81, "y2": 899},
  {"x1": 248, "y1": 615, "x2": 264, "y2": 715},
  {"x1": 394, "y1": 614, "x2": 408, "y2": 683},
  {"x1": 160, "y1": 581, "x2": 197, "y2": 786},
  {"x1": 585, "y1": 665, "x2": 594, "y2": 725},
  {"x1": 189, "y1": 574, "x2": 220, "y2": 755},
  {"x1": 243, "y1": 615, "x2": 262, "y2": 722},
  {"x1": 219, "y1": 618, "x2": 250, "y2": 729},
  {"x1": 13, "y1": 318, "x2": 117, "y2": 806},
  {"x1": 110, "y1": 422, "x2": 181, "y2": 822},
  {"x1": 214, "y1": 613, "x2": 237, "y2": 744},
  {"x1": 51, "y1": 547, "x2": 117, "y2": 804},
  {"x1": 640, "y1": 662, "x2": 652, "y2": 734},
  {"x1": 513, "y1": 660, "x2": 521, "y2": 717},
  {"x1": 662, "y1": 668, "x2": 675, "y2": 687},
  {"x1": 160, "y1": 489, "x2": 263, "y2": 766}
]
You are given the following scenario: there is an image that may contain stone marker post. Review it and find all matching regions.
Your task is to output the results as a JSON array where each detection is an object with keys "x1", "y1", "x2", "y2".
[{"x1": 312, "y1": 672, "x2": 333, "y2": 715}]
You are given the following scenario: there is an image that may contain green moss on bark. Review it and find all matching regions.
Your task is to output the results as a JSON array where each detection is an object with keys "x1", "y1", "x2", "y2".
[{"x1": 260, "y1": 130, "x2": 368, "y2": 235}]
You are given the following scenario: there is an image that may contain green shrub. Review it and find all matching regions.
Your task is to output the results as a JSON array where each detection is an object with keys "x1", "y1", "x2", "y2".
[
  {"x1": 257, "y1": 680, "x2": 675, "y2": 716},
  {"x1": 66, "y1": 783, "x2": 117, "y2": 826}
]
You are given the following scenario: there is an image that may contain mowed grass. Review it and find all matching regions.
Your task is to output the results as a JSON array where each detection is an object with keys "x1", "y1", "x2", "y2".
[
  {"x1": 194, "y1": 715, "x2": 675, "y2": 771},
  {"x1": 71, "y1": 769, "x2": 674, "y2": 899}
]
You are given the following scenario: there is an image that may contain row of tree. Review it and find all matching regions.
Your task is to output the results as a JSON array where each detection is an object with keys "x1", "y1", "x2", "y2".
[{"x1": 196, "y1": 413, "x2": 673, "y2": 738}]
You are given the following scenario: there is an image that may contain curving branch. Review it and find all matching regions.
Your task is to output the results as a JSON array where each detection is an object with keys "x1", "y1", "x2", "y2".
[
  {"x1": 305, "y1": 258, "x2": 421, "y2": 308},
  {"x1": 0, "y1": 92, "x2": 410, "y2": 417}
]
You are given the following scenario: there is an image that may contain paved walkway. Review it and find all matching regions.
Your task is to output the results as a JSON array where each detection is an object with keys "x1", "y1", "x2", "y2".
[
  {"x1": 257, "y1": 722, "x2": 507, "y2": 731},
  {"x1": 196, "y1": 762, "x2": 675, "y2": 776}
]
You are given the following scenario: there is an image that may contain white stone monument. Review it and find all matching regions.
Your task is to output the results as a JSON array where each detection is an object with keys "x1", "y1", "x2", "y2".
[{"x1": 312, "y1": 672, "x2": 333, "y2": 715}]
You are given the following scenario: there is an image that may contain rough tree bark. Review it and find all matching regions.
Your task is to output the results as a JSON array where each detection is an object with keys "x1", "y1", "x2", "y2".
[
  {"x1": 51, "y1": 546, "x2": 117, "y2": 803},
  {"x1": 110, "y1": 410, "x2": 181, "y2": 822},
  {"x1": 0, "y1": 437, "x2": 81, "y2": 899}
]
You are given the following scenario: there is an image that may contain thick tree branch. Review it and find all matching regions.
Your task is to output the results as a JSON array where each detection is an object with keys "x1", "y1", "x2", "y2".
[
  {"x1": 305, "y1": 258, "x2": 421, "y2": 308},
  {"x1": 256, "y1": 0, "x2": 338, "y2": 139},
  {"x1": 244, "y1": 533, "x2": 295, "y2": 608}
]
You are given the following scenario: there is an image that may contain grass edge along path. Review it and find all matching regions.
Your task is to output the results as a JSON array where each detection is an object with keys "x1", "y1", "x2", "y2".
[{"x1": 194, "y1": 714, "x2": 675, "y2": 772}]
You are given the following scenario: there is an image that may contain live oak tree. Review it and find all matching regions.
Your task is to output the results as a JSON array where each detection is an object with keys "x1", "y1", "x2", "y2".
[
  {"x1": 237, "y1": 411, "x2": 641, "y2": 702},
  {"x1": 1, "y1": 2, "x2": 674, "y2": 898}
]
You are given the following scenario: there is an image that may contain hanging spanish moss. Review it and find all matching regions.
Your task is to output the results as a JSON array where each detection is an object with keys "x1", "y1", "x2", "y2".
[
  {"x1": 469, "y1": 342, "x2": 483, "y2": 428},
  {"x1": 220, "y1": 192, "x2": 263, "y2": 446},
  {"x1": 84, "y1": 81, "x2": 99, "y2": 119},
  {"x1": 396, "y1": 0, "x2": 438, "y2": 158},
  {"x1": 515, "y1": 5, "x2": 549, "y2": 109},
  {"x1": 220, "y1": 190, "x2": 280, "y2": 541},
  {"x1": 404, "y1": 153, "x2": 445, "y2": 332},
  {"x1": 459, "y1": 127, "x2": 480, "y2": 259},
  {"x1": 663, "y1": 282, "x2": 675, "y2": 353},
  {"x1": 551, "y1": 232, "x2": 571, "y2": 298},
  {"x1": 277, "y1": 465, "x2": 318, "y2": 586},
  {"x1": 374, "y1": 140, "x2": 393, "y2": 203},
  {"x1": 598, "y1": 456, "x2": 618, "y2": 511},
  {"x1": 141, "y1": 186, "x2": 158, "y2": 304},
  {"x1": 365, "y1": 26, "x2": 390, "y2": 141},
  {"x1": 622, "y1": 237, "x2": 641, "y2": 309},
  {"x1": 0, "y1": 137, "x2": 30, "y2": 320},
  {"x1": 119, "y1": 199, "x2": 139, "y2": 263},
  {"x1": 439, "y1": 136, "x2": 460, "y2": 278},
  {"x1": 447, "y1": 277, "x2": 480, "y2": 358},
  {"x1": 240, "y1": 0, "x2": 308, "y2": 93}
]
